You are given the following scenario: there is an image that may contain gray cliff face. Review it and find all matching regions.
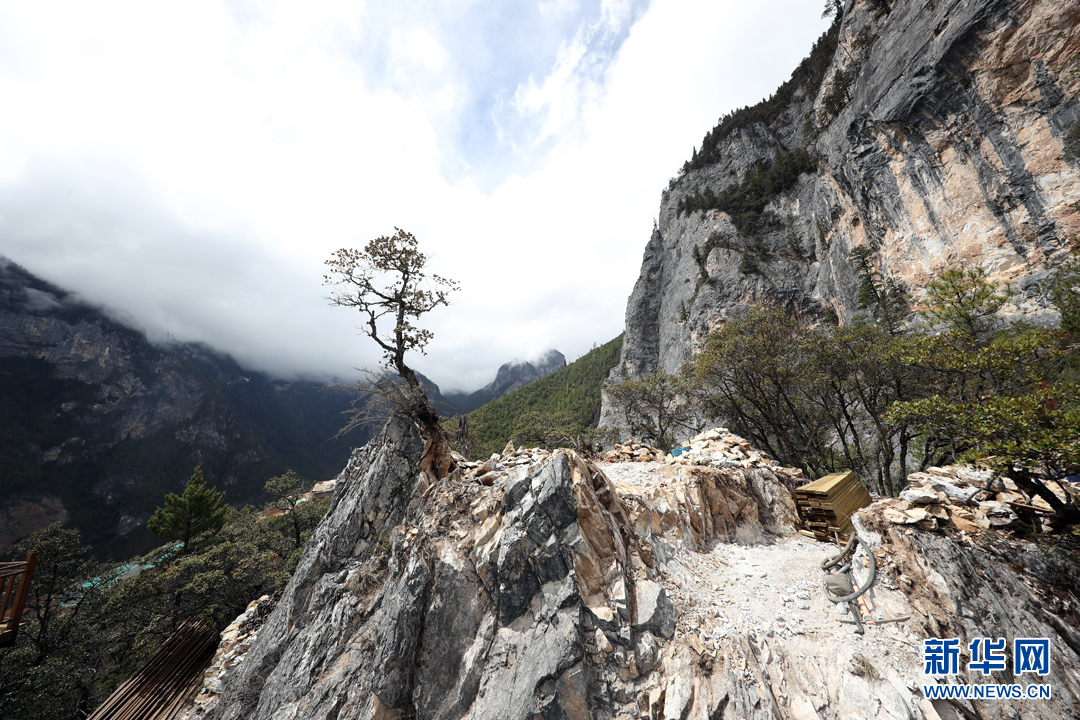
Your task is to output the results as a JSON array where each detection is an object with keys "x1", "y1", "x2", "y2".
[
  {"x1": 195, "y1": 421, "x2": 1080, "y2": 720},
  {"x1": 603, "y1": 0, "x2": 1080, "y2": 414},
  {"x1": 202, "y1": 415, "x2": 638, "y2": 720},
  {"x1": 0, "y1": 267, "x2": 206, "y2": 444}
]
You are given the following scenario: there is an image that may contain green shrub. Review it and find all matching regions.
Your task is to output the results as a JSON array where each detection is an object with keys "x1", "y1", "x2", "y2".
[
  {"x1": 677, "y1": 148, "x2": 816, "y2": 229},
  {"x1": 681, "y1": 20, "x2": 839, "y2": 174}
]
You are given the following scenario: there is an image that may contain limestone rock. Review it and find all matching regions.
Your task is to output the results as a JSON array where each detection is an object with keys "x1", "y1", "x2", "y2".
[
  {"x1": 616, "y1": 461, "x2": 800, "y2": 552},
  {"x1": 197, "y1": 416, "x2": 646, "y2": 720},
  {"x1": 190, "y1": 413, "x2": 1080, "y2": 720},
  {"x1": 899, "y1": 487, "x2": 941, "y2": 505},
  {"x1": 980, "y1": 500, "x2": 1020, "y2": 528},
  {"x1": 921, "y1": 476, "x2": 981, "y2": 504},
  {"x1": 635, "y1": 631, "x2": 659, "y2": 673},
  {"x1": 875, "y1": 463, "x2": 1052, "y2": 535},
  {"x1": 600, "y1": 0, "x2": 1080, "y2": 429},
  {"x1": 602, "y1": 440, "x2": 664, "y2": 463},
  {"x1": 632, "y1": 580, "x2": 676, "y2": 639}
]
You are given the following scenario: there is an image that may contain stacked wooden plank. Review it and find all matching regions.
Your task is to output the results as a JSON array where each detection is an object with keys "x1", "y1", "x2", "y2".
[
  {"x1": 87, "y1": 616, "x2": 218, "y2": 720},
  {"x1": 796, "y1": 471, "x2": 872, "y2": 543}
]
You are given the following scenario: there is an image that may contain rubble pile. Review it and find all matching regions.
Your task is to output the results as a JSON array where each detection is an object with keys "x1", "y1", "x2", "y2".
[
  {"x1": 450, "y1": 441, "x2": 553, "y2": 486},
  {"x1": 600, "y1": 429, "x2": 807, "y2": 482},
  {"x1": 663, "y1": 428, "x2": 806, "y2": 483},
  {"x1": 872, "y1": 465, "x2": 1072, "y2": 533},
  {"x1": 600, "y1": 440, "x2": 665, "y2": 462}
]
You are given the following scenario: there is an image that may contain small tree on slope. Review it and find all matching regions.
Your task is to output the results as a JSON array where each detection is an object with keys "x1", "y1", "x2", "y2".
[
  {"x1": 146, "y1": 467, "x2": 228, "y2": 554},
  {"x1": 324, "y1": 228, "x2": 458, "y2": 432}
]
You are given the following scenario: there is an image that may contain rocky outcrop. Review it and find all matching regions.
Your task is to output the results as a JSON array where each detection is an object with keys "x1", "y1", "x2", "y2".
[
  {"x1": 197, "y1": 414, "x2": 643, "y2": 720},
  {"x1": 603, "y1": 0, "x2": 1080, "y2": 417},
  {"x1": 855, "y1": 506, "x2": 1080, "y2": 718},
  {"x1": 195, "y1": 418, "x2": 1080, "y2": 719},
  {"x1": 186, "y1": 595, "x2": 276, "y2": 717},
  {"x1": 612, "y1": 462, "x2": 800, "y2": 551}
]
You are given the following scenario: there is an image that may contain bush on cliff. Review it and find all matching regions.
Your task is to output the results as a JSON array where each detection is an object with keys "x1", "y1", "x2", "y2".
[
  {"x1": 680, "y1": 20, "x2": 839, "y2": 174},
  {"x1": 677, "y1": 147, "x2": 816, "y2": 230},
  {"x1": 683, "y1": 260, "x2": 1080, "y2": 516}
]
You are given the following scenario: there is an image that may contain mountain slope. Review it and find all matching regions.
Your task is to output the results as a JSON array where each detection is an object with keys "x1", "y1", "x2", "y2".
[
  {"x1": 467, "y1": 336, "x2": 622, "y2": 457},
  {"x1": 603, "y1": 0, "x2": 1080, "y2": 423},
  {"x1": 0, "y1": 258, "x2": 366, "y2": 559},
  {"x1": 443, "y1": 350, "x2": 566, "y2": 414}
]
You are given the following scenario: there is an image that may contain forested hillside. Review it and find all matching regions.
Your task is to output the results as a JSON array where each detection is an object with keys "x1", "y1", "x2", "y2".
[
  {"x1": 464, "y1": 335, "x2": 622, "y2": 458},
  {"x1": 0, "y1": 259, "x2": 363, "y2": 560}
]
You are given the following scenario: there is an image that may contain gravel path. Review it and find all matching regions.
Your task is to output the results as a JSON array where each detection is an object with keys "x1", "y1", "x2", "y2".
[{"x1": 601, "y1": 460, "x2": 926, "y2": 677}]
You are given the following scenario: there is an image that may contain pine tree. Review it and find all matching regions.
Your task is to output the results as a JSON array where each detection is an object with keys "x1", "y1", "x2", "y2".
[{"x1": 146, "y1": 467, "x2": 228, "y2": 553}]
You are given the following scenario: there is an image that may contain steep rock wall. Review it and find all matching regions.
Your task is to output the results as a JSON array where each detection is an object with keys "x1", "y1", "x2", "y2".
[
  {"x1": 603, "y1": 0, "x2": 1080, "y2": 414},
  {"x1": 199, "y1": 415, "x2": 648, "y2": 720}
]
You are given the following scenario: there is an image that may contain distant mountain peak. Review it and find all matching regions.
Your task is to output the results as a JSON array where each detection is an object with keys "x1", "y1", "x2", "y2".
[
  {"x1": 442, "y1": 349, "x2": 566, "y2": 415},
  {"x1": 482, "y1": 350, "x2": 565, "y2": 398}
]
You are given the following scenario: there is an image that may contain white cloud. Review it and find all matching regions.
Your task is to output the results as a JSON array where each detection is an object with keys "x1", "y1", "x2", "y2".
[
  {"x1": 0, "y1": 0, "x2": 830, "y2": 391},
  {"x1": 539, "y1": 0, "x2": 581, "y2": 21},
  {"x1": 513, "y1": 32, "x2": 589, "y2": 144}
]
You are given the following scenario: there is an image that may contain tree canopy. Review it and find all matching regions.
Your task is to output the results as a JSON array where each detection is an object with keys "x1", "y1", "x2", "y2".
[
  {"x1": 324, "y1": 229, "x2": 458, "y2": 433},
  {"x1": 675, "y1": 257, "x2": 1080, "y2": 517},
  {"x1": 1, "y1": 476, "x2": 331, "y2": 719},
  {"x1": 324, "y1": 229, "x2": 458, "y2": 392},
  {"x1": 605, "y1": 370, "x2": 700, "y2": 450}
]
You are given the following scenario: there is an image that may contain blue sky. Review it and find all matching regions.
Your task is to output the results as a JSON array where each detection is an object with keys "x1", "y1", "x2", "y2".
[{"x1": 0, "y1": 0, "x2": 830, "y2": 392}]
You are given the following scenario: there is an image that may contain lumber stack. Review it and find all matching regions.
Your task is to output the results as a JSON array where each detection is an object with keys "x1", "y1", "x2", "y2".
[
  {"x1": 87, "y1": 616, "x2": 218, "y2": 720},
  {"x1": 796, "y1": 471, "x2": 872, "y2": 543}
]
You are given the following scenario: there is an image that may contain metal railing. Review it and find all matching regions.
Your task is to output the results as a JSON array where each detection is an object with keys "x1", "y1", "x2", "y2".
[{"x1": 0, "y1": 550, "x2": 39, "y2": 648}]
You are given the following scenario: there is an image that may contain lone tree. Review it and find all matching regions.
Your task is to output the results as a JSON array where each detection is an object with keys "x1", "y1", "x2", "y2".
[
  {"x1": 147, "y1": 467, "x2": 228, "y2": 553},
  {"x1": 324, "y1": 229, "x2": 458, "y2": 429}
]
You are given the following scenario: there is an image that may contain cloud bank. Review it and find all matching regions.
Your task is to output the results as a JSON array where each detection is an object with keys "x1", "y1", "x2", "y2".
[{"x1": 0, "y1": 0, "x2": 829, "y2": 391}]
